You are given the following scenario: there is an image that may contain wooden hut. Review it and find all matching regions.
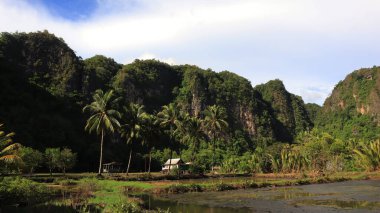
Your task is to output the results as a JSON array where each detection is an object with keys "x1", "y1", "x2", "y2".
[
  {"x1": 162, "y1": 158, "x2": 184, "y2": 173},
  {"x1": 103, "y1": 162, "x2": 122, "y2": 173}
]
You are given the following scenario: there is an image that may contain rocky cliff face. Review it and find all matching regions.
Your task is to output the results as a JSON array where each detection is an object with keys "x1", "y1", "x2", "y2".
[
  {"x1": 112, "y1": 62, "x2": 312, "y2": 142},
  {"x1": 323, "y1": 67, "x2": 380, "y2": 119},
  {"x1": 0, "y1": 31, "x2": 314, "y2": 146},
  {"x1": 173, "y1": 67, "x2": 291, "y2": 141},
  {"x1": 255, "y1": 80, "x2": 313, "y2": 140},
  {"x1": 0, "y1": 31, "x2": 84, "y2": 96},
  {"x1": 317, "y1": 66, "x2": 380, "y2": 139}
]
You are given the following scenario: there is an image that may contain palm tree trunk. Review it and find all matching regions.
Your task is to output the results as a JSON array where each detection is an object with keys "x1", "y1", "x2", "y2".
[
  {"x1": 211, "y1": 136, "x2": 215, "y2": 172},
  {"x1": 144, "y1": 156, "x2": 147, "y2": 172},
  {"x1": 148, "y1": 149, "x2": 152, "y2": 175},
  {"x1": 126, "y1": 148, "x2": 133, "y2": 176},
  {"x1": 168, "y1": 149, "x2": 173, "y2": 172},
  {"x1": 168, "y1": 127, "x2": 173, "y2": 173},
  {"x1": 191, "y1": 148, "x2": 196, "y2": 163},
  {"x1": 98, "y1": 129, "x2": 104, "y2": 175}
]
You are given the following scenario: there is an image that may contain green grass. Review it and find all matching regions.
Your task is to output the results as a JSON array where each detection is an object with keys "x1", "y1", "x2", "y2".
[
  {"x1": 73, "y1": 178, "x2": 153, "y2": 206},
  {"x1": 150, "y1": 174, "x2": 365, "y2": 194}
]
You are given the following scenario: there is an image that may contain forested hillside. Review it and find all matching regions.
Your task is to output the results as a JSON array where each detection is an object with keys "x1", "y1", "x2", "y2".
[
  {"x1": 255, "y1": 79, "x2": 313, "y2": 141},
  {"x1": 316, "y1": 66, "x2": 380, "y2": 140},
  {"x1": 1, "y1": 31, "x2": 379, "y2": 172}
]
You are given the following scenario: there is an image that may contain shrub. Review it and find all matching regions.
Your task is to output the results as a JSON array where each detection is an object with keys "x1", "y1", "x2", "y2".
[
  {"x1": 77, "y1": 178, "x2": 100, "y2": 192},
  {"x1": 188, "y1": 183, "x2": 202, "y2": 192},
  {"x1": 353, "y1": 140, "x2": 380, "y2": 171},
  {"x1": 54, "y1": 178, "x2": 76, "y2": 186},
  {"x1": 0, "y1": 177, "x2": 53, "y2": 206},
  {"x1": 212, "y1": 182, "x2": 235, "y2": 191},
  {"x1": 106, "y1": 198, "x2": 141, "y2": 213},
  {"x1": 168, "y1": 167, "x2": 181, "y2": 177},
  {"x1": 166, "y1": 184, "x2": 189, "y2": 194},
  {"x1": 241, "y1": 180, "x2": 258, "y2": 189},
  {"x1": 188, "y1": 164, "x2": 205, "y2": 175}
]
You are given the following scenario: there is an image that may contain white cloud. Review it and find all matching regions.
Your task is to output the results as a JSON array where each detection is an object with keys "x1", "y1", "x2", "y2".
[
  {"x1": 125, "y1": 53, "x2": 176, "y2": 65},
  {"x1": 1, "y1": 0, "x2": 380, "y2": 104}
]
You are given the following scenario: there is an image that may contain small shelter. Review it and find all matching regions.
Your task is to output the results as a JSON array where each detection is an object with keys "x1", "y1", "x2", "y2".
[
  {"x1": 162, "y1": 158, "x2": 184, "y2": 173},
  {"x1": 103, "y1": 162, "x2": 122, "y2": 173}
]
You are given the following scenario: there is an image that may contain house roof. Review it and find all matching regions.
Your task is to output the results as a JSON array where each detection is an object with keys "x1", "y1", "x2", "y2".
[
  {"x1": 103, "y1": 162, "x2": 122, "y2": 166},
  {"x1": 164, "y1": 158, "x2": 183, "y2": 165}
]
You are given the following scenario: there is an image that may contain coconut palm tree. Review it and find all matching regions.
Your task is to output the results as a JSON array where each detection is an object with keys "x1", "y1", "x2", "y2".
[
  {"x1": 180, "y1": 115, "x2": 205, "y2": 162},
  {"x1": 0, "y1": 123, "x2": 21, "y2": 164},
  {"x1": 83, "y1": 89, "x2": 121, "y2": 175},
  {"x1": 203, "y1": 105, "x2": 228, "y2": 171},
  {"x1": 157, "y1": 103, "x2": 181, "y2": 172},
  {"x1": 121, "y1": 103, "x2": 147, "y2": 175},
  {"x1": 141, "y1": 114, "x2": 158, "y2": 174}
]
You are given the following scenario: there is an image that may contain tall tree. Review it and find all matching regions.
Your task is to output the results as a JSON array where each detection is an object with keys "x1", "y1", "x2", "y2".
[
  {"x1": 141, "y1": 114, "x2": 158, "y2": 174},
  {"x1": 57, "y1": 148, "x2": 77, "y2": 175},
  {"x1": 0, "y1": 123, "x2": 21, "y2": 164},
  {"x1": 203, "y1": 105, "x2": 228, "y2": 171},
  {"x1": 157, "y1": 103, "x2": 181, "y2": 172},
  {"x1": 44, "y1": 148, "x2": 60, "y2": 176},
  {"x1": 19, "y1": 147, "x2": 43, "y2": 175},
  {"x1": 179, "y1": 114, "x2": 205, "y2": 162},
  {"x1": 83, "y1": 89, "x2": 121, "y2": 175},
  {"x1": 121, "y1": 103, "x2": 147, "y2": 176}
]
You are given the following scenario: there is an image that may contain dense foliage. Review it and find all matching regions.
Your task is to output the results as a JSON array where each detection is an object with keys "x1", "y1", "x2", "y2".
[
  {"x1": 317, "y1": 66, "x2": 380, "y2": 140},
  {"x1": 255, "y1": 79, "x2": 313, "y2": 141},
  {"x1": 1, "y1": 31, "x2": 380, "y2": 174}
]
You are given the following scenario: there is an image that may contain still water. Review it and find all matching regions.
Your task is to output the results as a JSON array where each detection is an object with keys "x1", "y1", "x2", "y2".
[{"x1": 140, "y1": 180, "x2": 380, "y2": 213}]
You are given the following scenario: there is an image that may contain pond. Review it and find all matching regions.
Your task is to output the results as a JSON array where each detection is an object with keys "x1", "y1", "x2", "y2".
[{"x1": 139, "y1": 180, "x2": 380, "y2": 213}]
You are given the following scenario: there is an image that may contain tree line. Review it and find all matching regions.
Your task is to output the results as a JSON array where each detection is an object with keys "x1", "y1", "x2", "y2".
[
  {"x1": 83, "y1": 89, "x2": 229, "y2": 176},
  {"x1": 2, "y1": 87, "x2": 380, "y2": 176},
  {"x1": 0, "y1": 123, "x2": 77, "y2": 175}
]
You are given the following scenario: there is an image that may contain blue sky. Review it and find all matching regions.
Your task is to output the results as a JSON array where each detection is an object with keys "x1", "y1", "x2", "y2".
[
  {"x1": 1, "y1": 0, "x2": 380, "y2": 105},
  {"x1": 29, "y1": 0, "x2": 97, "y2": 20}
]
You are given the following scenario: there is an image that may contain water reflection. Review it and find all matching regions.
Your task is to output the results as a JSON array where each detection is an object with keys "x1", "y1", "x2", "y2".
[
  {"x1": 141, "y1": 180, "x2": 380, "y2": 213},
  {"x1": 293, "y1": 199, "x2": 380, "y2": 210}
]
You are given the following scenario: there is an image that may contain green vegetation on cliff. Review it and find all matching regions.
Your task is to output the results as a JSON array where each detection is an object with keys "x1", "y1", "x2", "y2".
[
  {"x1": 1, "y1": 31, "x2": 380, "y2": 174},
  {"x1": 255, "y1": 79, "x2": 313, "y2": 141},
  {"x1": 316, "y1": 66, "x2": 380, "y2": 140}
]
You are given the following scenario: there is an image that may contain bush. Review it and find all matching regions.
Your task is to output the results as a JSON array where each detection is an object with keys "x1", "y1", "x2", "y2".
[
  {"x1": 188, "y1": 184, "x2": 202, "y2": 192},
  {"x1": 54, "y1": 178, "x2": 76, "y2": 186},
  {"x1": 168, "y1": 167, "x2": 180, "y2": 176},
  {"x1": 166, "y1": 184, "x2": 189, "y2": 194},
  {"x1": 0, "y1": 177, "x2": 54, "y2": 206},
  {"x1": 212, "y1": 182, "x2": 235, "y2": 191},
  {"x1": 77, "y1": 178, "x2": 100, "y2": 192},
  {"x1": 188, "y1": 164, "x2": 205, "y2": 175},
  {"x1": 241, "y1": 180, "x2": 258, "y2": 189},
  {"x1": 106, "y1": 198, "x2": 141, "y2": 213}
]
